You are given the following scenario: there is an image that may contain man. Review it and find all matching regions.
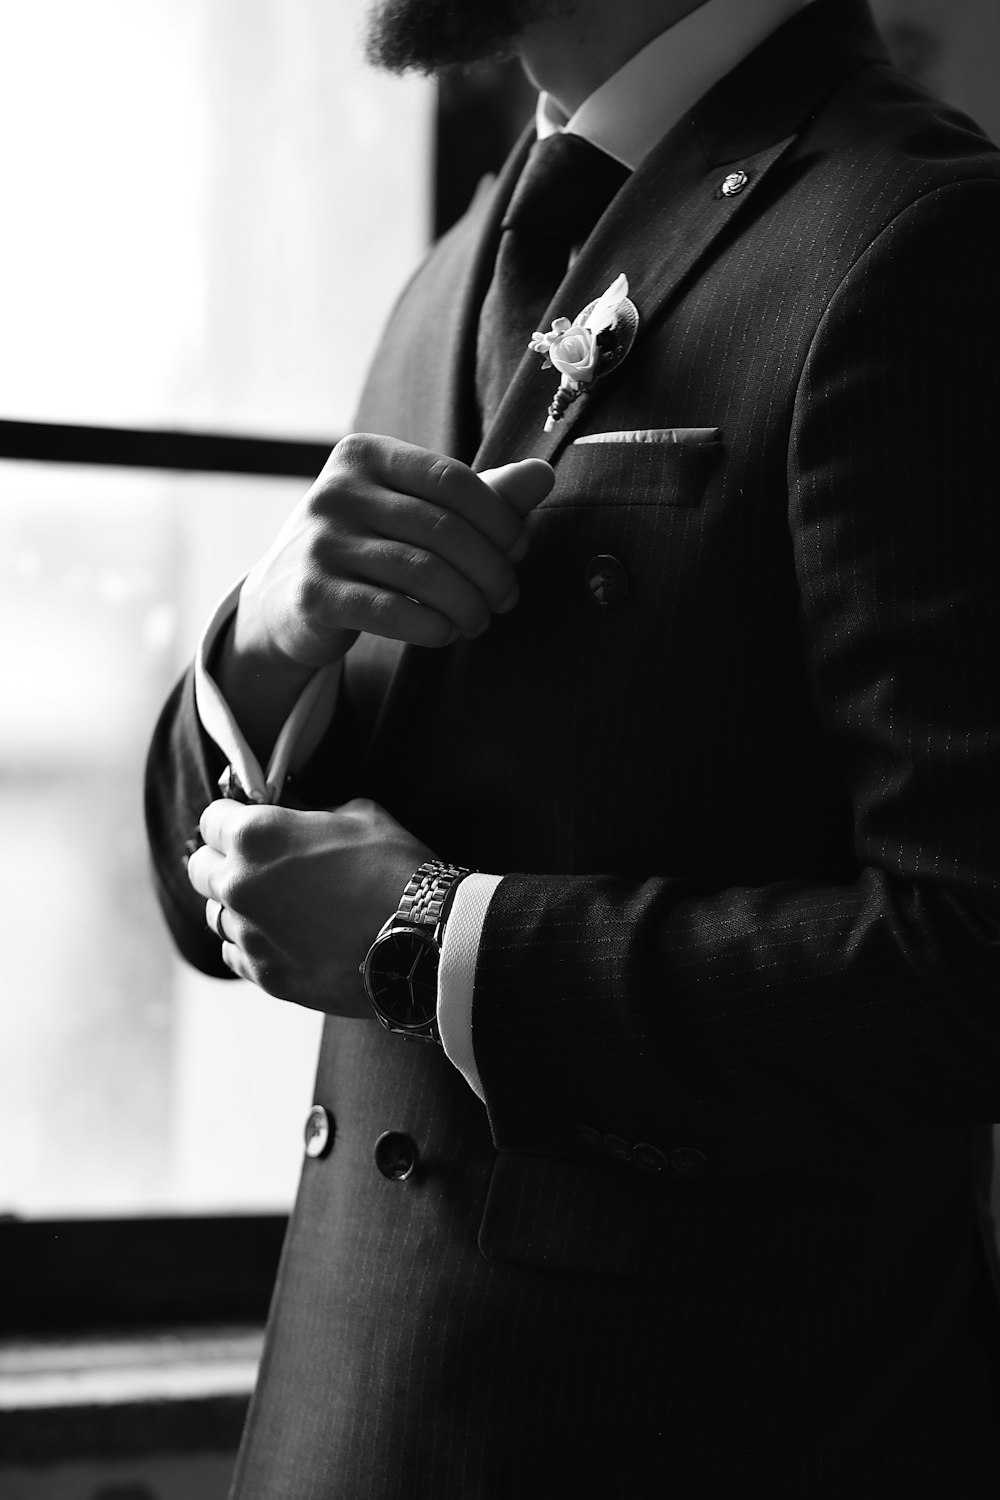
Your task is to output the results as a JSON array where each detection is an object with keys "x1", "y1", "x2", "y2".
[{"x1": 146, "y1": 0, "x2": 1000, "y2": 1493}]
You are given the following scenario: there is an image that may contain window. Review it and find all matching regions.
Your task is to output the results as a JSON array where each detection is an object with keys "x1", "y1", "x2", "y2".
[
  {"x1": 0, "y1": 1, "x2": 433, "y2": 439},
  {"x1": 0, "y1": 0, "x2": 433, "y2": 1235}
]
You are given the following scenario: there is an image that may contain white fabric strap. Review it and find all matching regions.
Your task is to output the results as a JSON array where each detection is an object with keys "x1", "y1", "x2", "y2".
[{"x1": 193, "y1": 579, "x2": 342, "y2": 805}]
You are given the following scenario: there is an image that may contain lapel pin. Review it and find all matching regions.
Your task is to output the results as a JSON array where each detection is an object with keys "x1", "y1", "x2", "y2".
[
  {"x1": 720, "y1": 170, "x2": 750, "y2": 198},
  {"x1": 529, "y1": 273, "x2": 639, "y2": 432}
]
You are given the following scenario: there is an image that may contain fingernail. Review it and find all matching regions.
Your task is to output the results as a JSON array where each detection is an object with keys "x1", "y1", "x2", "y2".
[
  {"x1": 468, "y1": 618, "x2": 490, "y2": 639},
  {"x1": 497, "y1": 586, "x2": 519, "y2": 614},
  {"x1": 507, "y1": 535, "x2": 529, "y2": 563}
]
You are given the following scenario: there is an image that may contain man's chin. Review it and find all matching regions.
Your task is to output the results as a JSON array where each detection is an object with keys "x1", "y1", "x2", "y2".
[{"x1": 363, "y1": 0, "x2": 548, "y2": 75}]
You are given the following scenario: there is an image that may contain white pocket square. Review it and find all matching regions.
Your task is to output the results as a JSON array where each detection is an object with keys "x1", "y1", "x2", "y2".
[{"x1": 573, "y1": 427, "x2": 722, "y2": 446}]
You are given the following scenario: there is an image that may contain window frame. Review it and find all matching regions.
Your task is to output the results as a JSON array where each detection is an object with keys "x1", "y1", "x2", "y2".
[
  {"x1": 0, "y1": 1213, "x2": 289, "y2": 1335},
  {"x1": 0, "y1": 416, "x2": 327, "y2": 1334},
  {"x1": 0, "y1": 68, "x2": 530, "y2": 1336}
]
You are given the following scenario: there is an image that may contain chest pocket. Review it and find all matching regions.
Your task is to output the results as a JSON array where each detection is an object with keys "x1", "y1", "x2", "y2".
[{"x1": 548, "y1": 428, "x2": 724, "y2": 510}]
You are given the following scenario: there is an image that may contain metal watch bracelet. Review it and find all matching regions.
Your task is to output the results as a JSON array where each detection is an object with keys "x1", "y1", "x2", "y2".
[{"x1": 397, "y1": 860, "x2": 473, "y2": 933}]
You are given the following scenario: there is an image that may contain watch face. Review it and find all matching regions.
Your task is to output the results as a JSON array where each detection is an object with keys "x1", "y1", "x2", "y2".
[{"x1": 365, "y1": 928, "x2": 438, "y2": 1030}]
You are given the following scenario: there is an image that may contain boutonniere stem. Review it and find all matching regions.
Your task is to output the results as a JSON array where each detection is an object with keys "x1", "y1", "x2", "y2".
[{"x1": 529, "y1": 273, "x2": 639, "y2": 432}]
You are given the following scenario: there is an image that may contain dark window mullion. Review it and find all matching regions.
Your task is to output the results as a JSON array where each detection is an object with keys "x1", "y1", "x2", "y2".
[{"x1": 0, "y1": 419, "x2": 333, "y2": 479}]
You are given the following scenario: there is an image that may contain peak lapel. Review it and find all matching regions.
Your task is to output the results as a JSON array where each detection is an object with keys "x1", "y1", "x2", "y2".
[
  {"x1": 473, "y1": 0, "x2": 888, "y2": 470},
  {"x1": 437, "y1": 127, "x2": 534, "y2": 464},
  {"x1": 355, "y1": 126, "x2": 534, "y2": 466},
  {"x1": 474, "y1": 123, "x2": 798, "y2": 468},
  {"x1": 347, "y1": 130, "x2": 535, "y2": 740}
]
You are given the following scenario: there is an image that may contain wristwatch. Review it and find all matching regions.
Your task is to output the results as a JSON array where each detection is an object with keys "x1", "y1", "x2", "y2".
[{"x1": 360, "y1": 860, "x2": 473, "y2": 1042}]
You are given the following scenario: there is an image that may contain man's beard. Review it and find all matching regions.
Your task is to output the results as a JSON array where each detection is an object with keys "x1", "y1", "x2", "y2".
[{"x1": 364, "y1": 0, "x2": 561, "y2": 75}]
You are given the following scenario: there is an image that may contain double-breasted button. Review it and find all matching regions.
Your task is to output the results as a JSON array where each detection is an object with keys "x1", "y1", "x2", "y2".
[
  {"x1": 670, "y1": 1146, "x2": 708, "y2": 1177},
  {"x1": 603, "y1": 1133, "x2": 633, "y2": 1163},
  {"x1": 374, "y1": 1131, "x2": 419, "y2": 1181},
  {"x1": 586, "y1": 555, "x2": 628, "y2": 606},
  {"x1": 633, "y1": 1142, "x2": 670, "y2": 1174},
  {"x1": 304, "y1": 1105, "x2": 333, "y2": 1159}
]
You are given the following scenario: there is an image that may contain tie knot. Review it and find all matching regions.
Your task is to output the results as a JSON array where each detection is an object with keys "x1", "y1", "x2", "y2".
[{"x1": 502, "y1": 132, "x2": 630, "y2": 247}]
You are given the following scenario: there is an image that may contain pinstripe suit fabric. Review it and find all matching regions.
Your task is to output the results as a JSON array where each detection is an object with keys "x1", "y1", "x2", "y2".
[{"x1": 145, "y1": 0, "x2": 1000, "y2": 1493}]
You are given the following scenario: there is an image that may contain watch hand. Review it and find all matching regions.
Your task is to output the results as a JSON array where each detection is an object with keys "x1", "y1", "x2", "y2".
[{"x1": 407, "y1": 949, "x2": 424, "y2": 983}]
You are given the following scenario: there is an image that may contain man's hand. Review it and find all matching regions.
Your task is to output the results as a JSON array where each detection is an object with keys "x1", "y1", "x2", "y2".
[
  {"x1": 237, "y1": 434, "x2": 554, "y2": 668},
  {"x1": 186, "y1": 797, "x2": 432, "y2": 1017},
  {"x1": 217, "y1": 434, "x2": 554, "y2": 757}
]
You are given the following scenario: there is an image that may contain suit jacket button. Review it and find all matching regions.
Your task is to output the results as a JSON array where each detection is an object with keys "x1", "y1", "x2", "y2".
[
  {"x1": 304, "y1": 1105, "x2": 333, "y2": 1159},
  {"x1": 604, "y1": 1133, "x2": 633, "y2": 1162},
  {"x1": 586, "y1": 555, "x2": 628, "y2": 605},
  {"x1": 375, "y1": 1131, "x2": 419, "y2": 1181},
  {"x1": 670, "y1": 1147, "x2": 708, "y2": 1177},
  {"x1": 633, "y1": 1142, "x2": 670, "y2": 1174}
]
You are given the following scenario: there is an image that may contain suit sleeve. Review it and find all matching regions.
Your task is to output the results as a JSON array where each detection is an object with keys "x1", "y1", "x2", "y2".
[
  {"x1": 145, "y1": 665, "x2": 233, "y2": 979},
  {"x1": 470, "y1": 177, "x2": 1000, "y2": 1176},
  {"x1": 145, "y1": 655, "x2": 353, "y2": 980}
]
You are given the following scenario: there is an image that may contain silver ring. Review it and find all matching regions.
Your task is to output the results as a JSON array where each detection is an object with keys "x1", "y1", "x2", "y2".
[{"x1": 206, "y1": 899, "x2": 228, "y2": 943}]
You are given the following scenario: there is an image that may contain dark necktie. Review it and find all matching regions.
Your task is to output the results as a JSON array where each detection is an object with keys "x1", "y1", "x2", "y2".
[{"x1": 476, "y1": 132, "x2": 630, "y2": 427}]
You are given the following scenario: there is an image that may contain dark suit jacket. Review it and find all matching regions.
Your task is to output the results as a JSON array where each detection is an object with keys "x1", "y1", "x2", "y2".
[{"x1": 146, "y1": 1, "x2": 1000, "y2": 1494}]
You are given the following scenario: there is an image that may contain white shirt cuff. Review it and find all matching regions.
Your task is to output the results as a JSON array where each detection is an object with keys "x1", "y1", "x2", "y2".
[
  {"x1": 193, "y1": 579, "x2": 342, "y2": 806},
  {"x1": 438, "y1": 873, "x2": 503, "y2": 1103},
  {"x1": 194, "y1": 583, "x2": 498, "y2": 1106}
]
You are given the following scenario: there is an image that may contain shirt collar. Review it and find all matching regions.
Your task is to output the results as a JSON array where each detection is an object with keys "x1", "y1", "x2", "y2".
[{"x1": 535, "y1": 0, "x2": 817, "y2": 169}]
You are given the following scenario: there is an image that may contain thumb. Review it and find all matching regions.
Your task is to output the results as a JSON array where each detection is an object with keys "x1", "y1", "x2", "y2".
[{"x1": 479, "y1": 458, "x2": 555, "y2": 516}]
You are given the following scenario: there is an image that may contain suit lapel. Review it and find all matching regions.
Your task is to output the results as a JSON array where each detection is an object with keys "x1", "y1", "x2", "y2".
[
  {"x1": 473, "y1": 0, "x2": 888, "y2": 470},
  {"x1": 436, "y1": 129, "x2": 535, "y2": 464},
  {"x1": 474, "y1": 124, "x2": 798, "y2": 469},
  {"x1": 354, "y1": 128, "x2": 534, "y2": 466},
  {"x1": 347, "y1": 131, "x2": 535, "y2": 745}
]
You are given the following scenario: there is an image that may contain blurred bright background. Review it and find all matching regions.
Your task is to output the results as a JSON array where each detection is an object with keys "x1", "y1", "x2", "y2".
[
  {"x1": 0, "y1": 0, "x2": 432, "y2": 437},
  {"x1": 0, "y1": 0, "x2": 431, "y2": 1217}
]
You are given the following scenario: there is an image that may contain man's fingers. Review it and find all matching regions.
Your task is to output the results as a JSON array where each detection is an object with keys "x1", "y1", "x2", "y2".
[
  {"x1": 479, "y1": 461, "x2": 554, "y2": 561},
  {"x1": 205, "y1": 897, "x2": 227, "y2": 940},
  {"x1": 187, "y1": 841, "x2": 226, "y2": 900},
  {"x1": 346, "y1": 535, "x2": 512, "y2": 637},
  {"x1": 314, "y1": 576, "x2": 461, "y2": 649},
  {"x1": 361, "y1": 499, "x2": 521, "y2": 616},
  {"x1": 221, "y1": 941, "x2": 252, "y2": 982},
  {"x1": 332, "y1": 435, "x2": 539, "y2": 557},
  {"x1": 479, "y1": 459, "x2": 555, "y2": 518},
  {"x1": 276, "y1": 438, "x2": 554, "y2": 658},
  {"x1": 199, "y1": 797, "x2": 252, "y2": 853}
]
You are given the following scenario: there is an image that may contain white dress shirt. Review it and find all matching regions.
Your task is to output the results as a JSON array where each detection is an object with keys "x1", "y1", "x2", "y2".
[{"x1": 195, "y1": 0, "x2": 815, "y2": 1102}]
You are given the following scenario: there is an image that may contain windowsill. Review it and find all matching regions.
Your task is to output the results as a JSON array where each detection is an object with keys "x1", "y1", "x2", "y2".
[{"x1": 0, "y1": 1325, "x2": 262, "y2": 1463}]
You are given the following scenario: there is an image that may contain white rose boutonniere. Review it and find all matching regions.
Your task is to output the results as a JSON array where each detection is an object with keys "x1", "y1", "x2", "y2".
[
  {"x1": 537, "y1": 319, "x2": 602, "y2": 383},
  {"x1": 529, "y1": 273, "x2": 639, "y2": 431}
]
